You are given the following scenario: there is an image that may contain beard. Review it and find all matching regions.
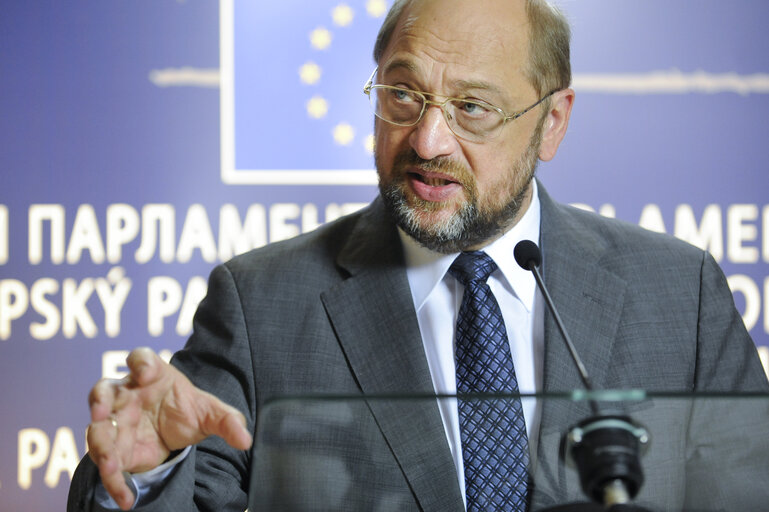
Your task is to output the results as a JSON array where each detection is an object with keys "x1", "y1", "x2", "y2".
[{"x1": 377, "y1": 123, "x2": 543, "y2": 254}]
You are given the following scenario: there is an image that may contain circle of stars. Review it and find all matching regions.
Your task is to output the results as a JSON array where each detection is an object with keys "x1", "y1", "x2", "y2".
[{"x1": 299, "y1": 1, "x2": 389, "y2": 153}]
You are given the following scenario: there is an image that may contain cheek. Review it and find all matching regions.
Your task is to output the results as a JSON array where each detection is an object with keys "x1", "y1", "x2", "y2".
[
  {"x1": 470, "y1": 142, "x2": 530, "y2": 196},
  {"x1": 375, "y1": 125, "x2": 409, "y2": 174},
  {"x1": 467, "y1": 151, "x2": 511, "y2": 189}
]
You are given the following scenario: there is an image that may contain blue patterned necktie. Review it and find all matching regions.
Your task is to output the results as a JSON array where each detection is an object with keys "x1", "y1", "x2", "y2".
[{"x1": 450, "y1": 251, "x2": 530, "y2": 511}]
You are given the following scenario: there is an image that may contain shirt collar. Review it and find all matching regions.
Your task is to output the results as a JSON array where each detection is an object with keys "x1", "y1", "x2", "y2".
[{"x1": 400, "y1": 179, "x2": 541, "y2": 313}]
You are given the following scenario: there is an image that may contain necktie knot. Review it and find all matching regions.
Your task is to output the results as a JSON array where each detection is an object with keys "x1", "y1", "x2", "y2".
[{"x1": 449, "y1": 251, "x2": 497, "y2": 286}]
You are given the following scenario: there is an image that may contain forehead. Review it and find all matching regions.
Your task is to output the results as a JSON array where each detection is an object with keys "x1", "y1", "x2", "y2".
[{"x1": 380, "y1": 0, "x2": 531, "y2": 92}]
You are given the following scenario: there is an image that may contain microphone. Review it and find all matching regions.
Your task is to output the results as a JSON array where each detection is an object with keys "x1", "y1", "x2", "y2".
[
  {"x1": 514, "y1": 240, "x2": 594, "y2": 395},
  {"x1": 514, "y1": 240, "x2": 649, "y2": 510}
]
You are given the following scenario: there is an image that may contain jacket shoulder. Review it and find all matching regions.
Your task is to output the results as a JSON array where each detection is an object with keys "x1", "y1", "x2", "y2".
[
  {"x1": 224, "y1": 203, "x2": 369, "y2": 274},
  {"x1": 549, "y1": 200, "x2": 707, "y2": 266}
]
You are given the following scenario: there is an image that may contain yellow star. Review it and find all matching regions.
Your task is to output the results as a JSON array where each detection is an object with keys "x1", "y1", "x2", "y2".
[
  {"x1": 333, "y1": 123, "x2": 355, "y2": 146},
  {"x1": 299, "y1": 62, "x2": 322, "y2": 85},
  {"x1": 364, "y1": 134, "x2": 376, "y2": 154},
  {"x1": 310, "y1": 27, "x2": 332, "y2": 50},
  {"x1": 306, "y1": 96, "x2": 329, "y2": 119},
  {"x1": 366, "y1": 0, "x2": 387, "y2": 18},
  {"x1": 332, "y1": 4, "x2": 354, "y2": 27}
]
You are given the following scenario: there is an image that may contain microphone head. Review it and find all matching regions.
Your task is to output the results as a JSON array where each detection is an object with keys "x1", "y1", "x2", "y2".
[{"x1": 514, "y1": 240, "x2": 541, "y2": 270}]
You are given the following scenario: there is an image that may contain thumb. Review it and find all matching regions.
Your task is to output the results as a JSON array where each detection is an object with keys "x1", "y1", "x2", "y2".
[{"x1": 196, "y1": 391, "x2": 253, "y2": 451}]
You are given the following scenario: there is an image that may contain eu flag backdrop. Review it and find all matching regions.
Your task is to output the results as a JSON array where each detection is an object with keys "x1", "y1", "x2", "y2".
[{"x1": 225, "y1": 0, "x2": 392, "y2": 184}]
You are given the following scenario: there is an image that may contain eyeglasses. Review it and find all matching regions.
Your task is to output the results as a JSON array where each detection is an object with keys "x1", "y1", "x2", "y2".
[{"x1": 363, "y1": 67, "x2": 557, "y2": 143}]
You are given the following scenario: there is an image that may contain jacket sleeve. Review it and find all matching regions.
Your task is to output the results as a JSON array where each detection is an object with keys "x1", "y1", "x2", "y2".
[
  {"x1": 693, "y1": 251, "x2": 768, "y2": 391},
  {"x1": 682, "y1": 251, "x2": 769, "y2": 510}
]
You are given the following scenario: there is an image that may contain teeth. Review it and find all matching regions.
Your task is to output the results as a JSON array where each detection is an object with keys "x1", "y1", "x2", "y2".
[{"x1": 424, "y1": 177, "x2": 449, "y2": 186}]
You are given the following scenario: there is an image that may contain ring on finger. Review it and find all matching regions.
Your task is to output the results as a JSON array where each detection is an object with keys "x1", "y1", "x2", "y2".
[{"x1": 109, "y1": 413, "x2": 118, "y2": 431}]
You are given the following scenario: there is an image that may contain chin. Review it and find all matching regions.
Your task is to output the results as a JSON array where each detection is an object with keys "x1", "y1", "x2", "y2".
[{"x1": 410, "y1": 203, "x2": 460, "y2": 227}]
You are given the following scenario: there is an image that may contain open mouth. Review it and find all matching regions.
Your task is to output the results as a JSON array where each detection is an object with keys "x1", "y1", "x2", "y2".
[
  {"x1": 405, "y1": 169, "x2": 463, "y2": 203},
  {"x1": 409, "y1": 172, "x2": 458, "y2": 187}
]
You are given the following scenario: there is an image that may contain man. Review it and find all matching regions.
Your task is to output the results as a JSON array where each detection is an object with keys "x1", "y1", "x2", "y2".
[{"x1": 69, "y1": 0, "x2": 769, "y2": 511}]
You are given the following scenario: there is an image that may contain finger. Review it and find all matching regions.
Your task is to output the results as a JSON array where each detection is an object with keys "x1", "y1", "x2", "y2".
[
  {"x1": 88, "y1": 379, "x2": 120, "y2": 423},
  {"x1": 86, "y1": 416, "x2": 117, "y2": 465},
  {"x1": 88, "y1": 417, "x2": 136, "y2": 510},
  {"x1": 125, "y1": 347, "x2": 164, "y2": 387},
  {"x1": 99, "y1": 465, "x2": 135, "y2": 511}
]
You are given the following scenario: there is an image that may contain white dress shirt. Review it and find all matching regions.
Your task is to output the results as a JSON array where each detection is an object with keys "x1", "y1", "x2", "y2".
[{"x1": 400, "y1": 180, "x2": 545, "y2": 501}]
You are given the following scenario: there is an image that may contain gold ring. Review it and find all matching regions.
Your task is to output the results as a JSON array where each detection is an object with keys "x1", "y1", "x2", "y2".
[{"x1": 109, "y1": 414, "x2": 118, "y2": 430}]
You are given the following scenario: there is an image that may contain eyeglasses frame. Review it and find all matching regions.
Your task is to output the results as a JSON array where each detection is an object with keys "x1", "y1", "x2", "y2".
[{"x1": 363, "y1": 67, "x2": 558, "y2": 141}]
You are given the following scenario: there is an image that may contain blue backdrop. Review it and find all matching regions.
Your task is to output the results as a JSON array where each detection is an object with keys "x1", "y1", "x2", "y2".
[{"x1": 1, "y1": 1, "x2": 767, "y2": 509}]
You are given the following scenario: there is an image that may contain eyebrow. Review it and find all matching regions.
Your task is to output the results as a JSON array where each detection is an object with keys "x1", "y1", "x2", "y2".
[{"x1": 453, "y1": 79, "x2": 505, "y2": 97}]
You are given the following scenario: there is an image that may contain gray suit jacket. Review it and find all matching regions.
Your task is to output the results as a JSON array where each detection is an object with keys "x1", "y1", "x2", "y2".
[{"x1": 68, "y1": 182, "x2": 769, "y2": 511}]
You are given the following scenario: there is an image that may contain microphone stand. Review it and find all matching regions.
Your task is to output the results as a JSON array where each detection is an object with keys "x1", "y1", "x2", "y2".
[{"x1": 514, "y1": 241, "x2": 651, "y2": 511}]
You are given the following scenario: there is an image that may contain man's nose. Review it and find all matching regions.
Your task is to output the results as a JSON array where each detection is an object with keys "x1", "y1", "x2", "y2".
[{"x1": 408, "y1": 105, "x2": 459, "y2": 160}]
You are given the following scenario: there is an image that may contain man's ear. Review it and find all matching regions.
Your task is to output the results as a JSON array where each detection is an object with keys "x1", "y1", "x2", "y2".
[{"x1": 538, "y1": 88, "x2": 574, "y2": 162}]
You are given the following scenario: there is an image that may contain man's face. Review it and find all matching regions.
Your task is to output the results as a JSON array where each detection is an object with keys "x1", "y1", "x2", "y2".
[{"x1": 374, "y1": 0, "x2": 548, "y2": 253}]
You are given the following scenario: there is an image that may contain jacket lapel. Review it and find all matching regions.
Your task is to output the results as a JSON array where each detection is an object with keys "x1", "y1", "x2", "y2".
[
  {"x1": 320, "y1": 199, "x2": 464, "y2": 511},
  {"x1": 539, "y1": 185, "x2": 627, "y2": 393},
  {"x1": 533, "y1": 184, "x2": 629, "y2": 503}
]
